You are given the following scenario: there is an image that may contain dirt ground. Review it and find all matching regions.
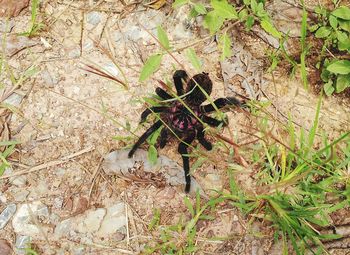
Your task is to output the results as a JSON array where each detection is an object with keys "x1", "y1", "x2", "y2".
[{"x1": 0, "y1": 0, "x2": 349, "y2": 254}]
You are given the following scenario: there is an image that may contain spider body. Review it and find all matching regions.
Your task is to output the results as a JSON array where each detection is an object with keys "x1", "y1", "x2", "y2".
[
  {"x1": 128, "y1": 70, "x2": 244, "y2": 192},
  {"x1": 164, "y1": 102, "x2": 200, "y2": 133}
]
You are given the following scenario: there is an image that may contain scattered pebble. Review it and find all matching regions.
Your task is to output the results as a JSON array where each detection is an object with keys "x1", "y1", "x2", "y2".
[
  {"x1": 12, "y1": 201, "x2": 50, "y2": 237},
  {"x1": 3, "y1": 94, "x2": 24, "y2": 108},
  {"x1": 0, "y1": 204, "x2": 16, "y2": 229},
  {"x1": 54, "y1": 219, "x2": 72, "y2": 238},
  {"x1": 13, "y1": 190, "x2": 30, "y2": 202},
  {"x1": 86, "y1": 11, "x2": 102, "y2": 26},
  {"x1": 14, "y1": 235, "x2": 31, "y2": 255},
  {"x1": 41, "y1": 69, "x2": 59, "y2": 87}
]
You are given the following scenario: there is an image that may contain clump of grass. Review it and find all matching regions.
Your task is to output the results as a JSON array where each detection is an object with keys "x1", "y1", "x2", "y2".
[{"x1": 144, "y1": 94, "x2": 349, "y2": 254}]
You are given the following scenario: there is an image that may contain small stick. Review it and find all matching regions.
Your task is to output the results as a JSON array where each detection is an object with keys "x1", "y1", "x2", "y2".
[{"x1": 0, "y1": 146, "x2": 94, "y2": 179}]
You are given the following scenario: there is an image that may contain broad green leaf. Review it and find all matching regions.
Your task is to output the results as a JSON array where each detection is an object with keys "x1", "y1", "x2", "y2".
[
  {"x1": 243, "y1": 0, "x2": 250, "y2": 4},
  {"x1": 172, "y1": 0, "x2": 188, "y2": 8},
  {"x1": 308, "y1": 24, "x2": 319, "y2": 33},
  {"x1": 218, "y1": 33, "x2": 232, "y2": 60},
  {"x1": 245, "y1": 15, "x2": 254, "y2": 30},
  {"x1": 329, "y1": 15, "x2": 338, "y2": 30},
  {"x1": 336, "y1": 31, "x2": 348, "y2": 43},
  {"x1": 148, "y1": 145, "x2": 158, "y2": 165},
  {"x1": 323, "y1": 80, "x2": 335, "y2": 96},
  {"x1": 186, "y1": 48, "x2": 202, "y2": 71},
  {"x1": 338, "y1": 39, "x2": 350, "y2": 51},
  {"x1": 331, "y1": 6, "x2": 350, "y2": 20},
  {"x1": 139, "y1": 54, "x2": 163, "y2": 82},
  {"x1": 339, "y1": 20, "x2": 350, "y2": 32},
  {"x1": 211, "y1": 0, "x2": 238, "y2": 19},
  {"x1": 238, "y1": 9, "x2": 248, "y2": 21},
  {"x1": 204, "y1": 10, "x2": 224, "y2": 34},
  {"x1": 260, "y1": 18, "x2": 282, "y2": 39},
  {"x1": 336, "y1": 74, "x2": 350, "y2": 93},
  {"x1": 157, "y1": 26, "x2": 170, "y2": 49},
  {"x1": 315, "y1": 26, "x2": 331, "y2": 38},
  {"x1": 326, "y1": 60, "x2": 350, "y2": 74},
  {"x1": 193, "y1": 3, "x2": 207, "y2": 14},
  {"x1": 250, "y1": 0, "x2": 257, "y2": 13}
]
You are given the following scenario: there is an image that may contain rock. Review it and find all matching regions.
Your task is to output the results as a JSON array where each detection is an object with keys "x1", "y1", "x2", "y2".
[
  {"x1": 76, "y1": 208, "x2": 106, "y2": 233},
  {"x1": 86, "y1": 11, "x2": 102, "y2": 26},
  {"x1": 54, "y1": 218, "x2": 72, "y2": 238},
  {"x1": 202, "y1": 173, "x2": 223, "y2": 191},
  {"x1": 14, "y1": 235, "x2": 31, "y2": 255},
  {"x1": 3, "y1": 94, "x2": 24, "y2": 108},
  {"x1": 12, "y1": 201, "x2": 50, "y2": 237},
  {"x1": 13, "y1": 189, "x2": 30, "y2": 202},
  {"x1": 102, "y1": 149, "x2": 203, "y2": 193},
  {"x1": 53, "y1": 197, "x2": 64, "y2": 209},
  {"x1": 72, "y1": 246, "x2": 85, "y2": 255},
  {"x1": 96, "y1": 202, "x2": 126, "y2": 237},
  {"x1": 104, "y1": 63, "x2": 119, "y2": 77},
  {"x1": 170, "y1": 6, "x2": 193, "y2": 40},
  {"x1": 0, "y1": 203, "x2": 16, "y2": 229},
  {"x1": 41, "y1": 69, "x2": 59, "y2": 87},
  {"x1": 0, "y1": 239, "x2": 12, "y2": 255}
]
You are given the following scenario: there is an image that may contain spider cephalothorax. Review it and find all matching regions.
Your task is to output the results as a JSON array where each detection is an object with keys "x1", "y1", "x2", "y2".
[{"x1": 128, "y1": 70, "x2": 244, "y2": 192}]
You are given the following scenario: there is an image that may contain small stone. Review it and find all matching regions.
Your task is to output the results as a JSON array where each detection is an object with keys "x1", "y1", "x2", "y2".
[
  {"x1": 96, "y1": 202, "x2": 126, "y2": 237},
  {"x1": 54, "y1": 218, "x2": 72, "y2": 238},
  {"x1": 73, "y1": 246, "x2": 85, "y2": 255},
  {"x1": 53, "y1": 197, "x2": 64, "y2": 209},
  {"x1": 104, "y1": 63, "x2": 119, "y2": 77},
  {"x1": 3, "y1": 94, "x2": 24, "y2": 107},
  {"x1": 86, "y1": 11, "x2": 101, "y2": 26},
  {"x1": 41, "y1": 69, "x2": 59, "y2": 87},
  {"x1": 15, "y1": 235, "x2": 31, "y2": 255},
  {"x1": 12, "y1": 201, "x2": 50, "y2": 236},
  {"x1": 0, "y1": 239, "x2": 12, "y2": 255},
  {"x1": 10, "y1": 175, "x2": 27, "y2": 187},
  {"x1": 0, "y1": 204, "x2": 16, "y2": 229},
  {"x1": 13, "y1": 190, "x2": 30, "y2": 202},
  {"x1": 0, "y1": 192, "x2": 7, "y2": 203},
  {"x1": 76, "y1": 208, "x2": 106, "y2": 233}
]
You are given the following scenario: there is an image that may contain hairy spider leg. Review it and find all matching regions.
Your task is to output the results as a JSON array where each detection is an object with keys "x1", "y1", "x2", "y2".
[
  {"x1": 196, "y1": 126, "x2": 212, "y2": 150},
  {"x1": 128, "y1": 120, "x2": 163, "y2": 158},
  {"x1": 201, "y1": 115, "x2": 224, "y2": 127},
  {"x1": 201, "y1": 97, "x2": 243, "y2": 113},
  {"x1": 140, "y1": 106, "x2": 168, "y2": 123},
  {"x1": 178, "y1": 133, "x2": 196, "y2": 193},
  {"x1": 173, "y1": 70, "x2": 188, "y2": 96},
  {"x1": 159, "y1": 127, "x2": 168, "y2": 148},
  {"x1": 155, "y1": 87, "x2": 173, "y2": 100}
]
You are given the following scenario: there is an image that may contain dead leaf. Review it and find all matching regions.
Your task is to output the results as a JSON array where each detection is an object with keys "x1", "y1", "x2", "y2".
[{"x1": 145, "y1": 0, "x2": 166, "y2": 10}]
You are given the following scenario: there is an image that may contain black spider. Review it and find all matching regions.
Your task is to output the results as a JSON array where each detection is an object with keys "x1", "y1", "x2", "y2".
[{"x1": 128, "y1": 70, "x2": 244, "y2": 192}]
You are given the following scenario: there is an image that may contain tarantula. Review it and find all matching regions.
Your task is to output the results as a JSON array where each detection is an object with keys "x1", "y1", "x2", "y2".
[{"x1": 128, "y1": 70, "x2": 243, "y2": 192}]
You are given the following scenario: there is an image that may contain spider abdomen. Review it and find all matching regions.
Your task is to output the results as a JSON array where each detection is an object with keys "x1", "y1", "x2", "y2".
[{"x1": 164, "y1": 102, "x2": 200, "y2": 133}]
